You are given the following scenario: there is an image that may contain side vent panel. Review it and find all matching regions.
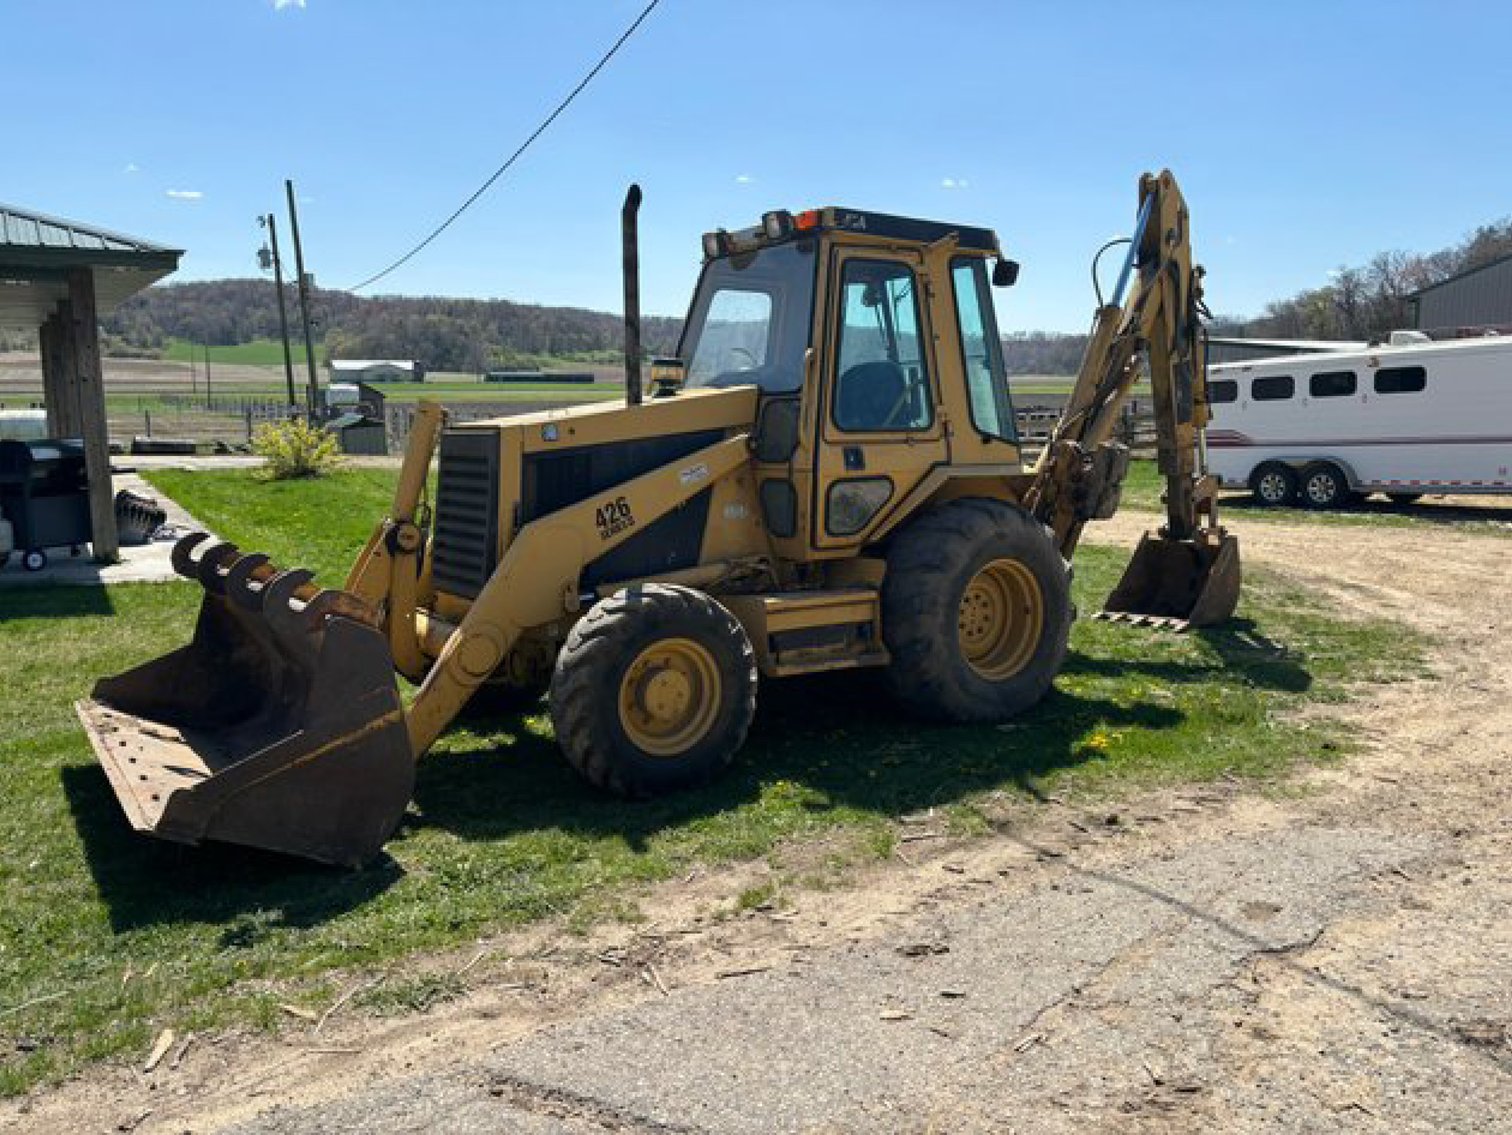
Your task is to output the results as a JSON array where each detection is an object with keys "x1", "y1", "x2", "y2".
[{"x1": 431, "y1": 430, "x2": 501, "y2": 600}]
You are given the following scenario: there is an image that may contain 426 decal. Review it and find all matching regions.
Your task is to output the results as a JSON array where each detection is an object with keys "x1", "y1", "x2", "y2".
[{"x1": 595, "y1": 496, "x2": 635, "y2": 540}]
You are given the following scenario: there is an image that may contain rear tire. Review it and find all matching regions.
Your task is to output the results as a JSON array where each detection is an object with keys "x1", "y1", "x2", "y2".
[
  {"x1": 881, "y1": 499, "x2": 1072, "y2": 723},
  {"x1": 22, "y1": 549, "x2": 46, "y2": 572},
  {"x1": 550, "y1": 584, "x2": 757, "y2": 797},
  {"x1": 1300, "y1": 461, "x2": 1349, "y2": 509},
  {"x1": 1250, "y1": 462, "x2": 1298, "y2": 508}
]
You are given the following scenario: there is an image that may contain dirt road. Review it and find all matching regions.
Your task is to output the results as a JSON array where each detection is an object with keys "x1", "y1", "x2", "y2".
[{"x1": 7, "y1": 512, "x2": 1510, "y2": 1133}]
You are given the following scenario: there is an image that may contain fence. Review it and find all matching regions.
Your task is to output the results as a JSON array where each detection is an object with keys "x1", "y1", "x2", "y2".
[
  {"x1": 107, "y1": 394, "x2": 295, "y2": 449},
  {"x1": 1016, "y1": 404, "x2": 1156, "y2": 458}
]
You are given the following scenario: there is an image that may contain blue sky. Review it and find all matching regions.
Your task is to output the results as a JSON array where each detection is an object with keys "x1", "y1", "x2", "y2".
[{"x1": 5, "y1": 0, "x2": 1510, "y2": 331}]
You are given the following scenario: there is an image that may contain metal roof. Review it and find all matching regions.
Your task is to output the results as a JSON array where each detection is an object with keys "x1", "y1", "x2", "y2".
[
  {"x1": 1407, "y1": 251, "x2": 1512, "y2": 298},
  {"x1": 0, "y1": 202, "x2": 182, "y2": 328}
]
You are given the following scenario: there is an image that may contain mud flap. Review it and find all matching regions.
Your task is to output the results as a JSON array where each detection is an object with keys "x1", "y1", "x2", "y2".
[
  {"x1": 1097, "y1": 530, "x2": 1241, "y2": 632},
  {"x1": 75, "y1": 533, "x2": 415, "y2": 867}
]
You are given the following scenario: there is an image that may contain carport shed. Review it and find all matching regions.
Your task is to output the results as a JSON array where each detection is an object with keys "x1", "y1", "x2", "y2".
[{"x1": 0, "y1": 204, "x2": 182, "y2": 560}]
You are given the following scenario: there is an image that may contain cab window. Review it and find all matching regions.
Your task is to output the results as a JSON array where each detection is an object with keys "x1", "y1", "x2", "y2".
[
  {"x1": 950, "y1": 257, "x2": 1016, "y2": 442},
  {"x1": 833, "y1": 259, "x2": 933, "y2": 432},
  {"x1": 688, "y1": 289, "x2": 771, "y2": 382}
]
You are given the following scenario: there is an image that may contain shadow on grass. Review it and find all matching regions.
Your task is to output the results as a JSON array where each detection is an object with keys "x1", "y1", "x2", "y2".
[
  {"x1": 405, "y1": 671, "x2": 1185, "y2": 853},
  {"x1": 1064, "y1": 618, "x2": 1313, "y2": 695},
  {"x1": 63, "y1": 669, "x2": 1186, "y2": 932},
  {"x1": 0, "y1": 583, "x2": 114, "y2": 623},
  {"x1": 61, "y1": 763, "x2": 403, "y2": 937}
]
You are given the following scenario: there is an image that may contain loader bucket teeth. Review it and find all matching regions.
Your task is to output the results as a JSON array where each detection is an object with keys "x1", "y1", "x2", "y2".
[
  {"x1": 1100, "y1": 530, "x2": 1241, "y2": 630},
  {"x1": 75, "y1": 532, "x2": 414, "y2": 867},
  {"x1": 225, "y1": 553, "x2": 273, "y2": 610},
  {"x1": 170, "y1": 531, "x2": 215, "y2": 578}
]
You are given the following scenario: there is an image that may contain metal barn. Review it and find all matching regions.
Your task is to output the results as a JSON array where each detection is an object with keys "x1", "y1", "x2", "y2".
[{"x1": 1409, "y1": 254, "x2": 1512, "y2": 333}]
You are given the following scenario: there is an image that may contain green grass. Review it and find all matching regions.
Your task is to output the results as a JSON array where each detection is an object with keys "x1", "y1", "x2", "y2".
[
  {"x1": 162, "y1": 338, "x2": 295, "y2": 367},
  {"x1": 1118, "y1": 459, "x2": 1512, "y2": 535},
  {"x1": 0, "y1": 466, "x2": 1425, "y2": 1096}
]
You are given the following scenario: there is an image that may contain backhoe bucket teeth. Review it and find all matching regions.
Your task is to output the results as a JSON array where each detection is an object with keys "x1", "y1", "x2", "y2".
[
  {"x1": 74, "y1": 532, "x2": 414, "y2": 867},
  {"x1": 1099, "y1": 530, "x2": 1241, "y2": 632}
]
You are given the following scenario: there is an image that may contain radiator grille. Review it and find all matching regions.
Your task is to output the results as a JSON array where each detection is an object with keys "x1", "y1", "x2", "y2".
[{"x1": 431, "y1": 430, "x2": 500, "y2": 599}]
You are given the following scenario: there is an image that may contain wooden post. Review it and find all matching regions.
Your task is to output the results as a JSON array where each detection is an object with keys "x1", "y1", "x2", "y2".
[
  {"x1": 38, "y1": 315, "x2": 61, "y2": 435},
  {"x1": 64, "y1": 268, "x2": 118, "y2": 562},
  {"x1": 52, "y1": 302, "x2": 84, "y2": 438},
  {"x1": 41, "y1": 309, "x2": 84, "y2": 438}
]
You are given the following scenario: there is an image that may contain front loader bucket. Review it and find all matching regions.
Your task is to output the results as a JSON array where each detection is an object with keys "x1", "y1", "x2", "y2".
[
  {"x1": 1098, "y1": 530, "x2": 1241, "y2": 632},
  {"x1": 75, "y1": 533, "x2": 415, "y2": 867}
]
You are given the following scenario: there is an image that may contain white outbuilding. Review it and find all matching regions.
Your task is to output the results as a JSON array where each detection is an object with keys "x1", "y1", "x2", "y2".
[{"x1": 329, "y1": 359, "x2": 421, "y2": 384}]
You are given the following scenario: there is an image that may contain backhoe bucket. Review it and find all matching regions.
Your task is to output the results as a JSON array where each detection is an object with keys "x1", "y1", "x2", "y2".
[
  {"x1": 1099, "y1": 530, "x2": 1241, "y2": 632},
  {"x1": 75, "y1": 533, "x2": 415, "y2": 867}
]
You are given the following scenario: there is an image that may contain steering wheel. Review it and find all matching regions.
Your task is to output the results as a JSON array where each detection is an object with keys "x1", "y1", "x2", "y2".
[{"x1": 878, "y1": 380, "x2": 914, "y2": 428}]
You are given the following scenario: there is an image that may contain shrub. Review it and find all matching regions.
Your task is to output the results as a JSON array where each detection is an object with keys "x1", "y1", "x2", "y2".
[{"x1": 252, "y1": 417, "x2": 343, "y2": 480}]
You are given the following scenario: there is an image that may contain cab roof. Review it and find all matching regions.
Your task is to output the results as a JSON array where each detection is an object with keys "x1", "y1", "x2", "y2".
[{"x1": 709, "y1": 206, "x2": 1000, "y2": 261}]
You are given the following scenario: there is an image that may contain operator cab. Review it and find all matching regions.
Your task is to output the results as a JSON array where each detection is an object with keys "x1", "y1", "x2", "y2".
[
  {"x1": 676, "y1": 206, "x2": 1019, "y2": 436},
  {"x1": 673, "y1": 206, "x2": 1023, "y2": 552}
]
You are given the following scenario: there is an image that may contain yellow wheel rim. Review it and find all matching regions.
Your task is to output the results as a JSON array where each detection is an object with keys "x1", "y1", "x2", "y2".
[
  {"x1": 957, "y1": 558, "x2": 1044, "y2": 681},
  {"x1": 617, "y1": 637, "x2": 722, "y2": 757}
]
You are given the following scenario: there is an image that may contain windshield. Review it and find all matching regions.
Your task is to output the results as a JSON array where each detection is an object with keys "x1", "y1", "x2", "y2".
[{"x1": 678, "y1": 239, "x2": 817, "y2": 393}]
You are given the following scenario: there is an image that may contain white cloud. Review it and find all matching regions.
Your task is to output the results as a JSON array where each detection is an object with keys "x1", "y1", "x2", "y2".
[
  {"x1": 123, "y1": 162, "x2": 140, "y2": 174},
  {"x1": 941, "y1": 177, "x2": 969, "y2": 190},
  {"x1": 734, "y1": 174, "x2": 754, "y2": 185},
  {"x1": 273, "y1": 0, "x2": 306, "y2": 9},
  {"x1": 165, "y1": 189, "x2": 204, "y2": 201}
]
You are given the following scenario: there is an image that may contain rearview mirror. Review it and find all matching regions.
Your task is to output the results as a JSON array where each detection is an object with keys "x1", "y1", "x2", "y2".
[{"x1": 992, "y1": 258, "x2": 1020, "y2": 287}]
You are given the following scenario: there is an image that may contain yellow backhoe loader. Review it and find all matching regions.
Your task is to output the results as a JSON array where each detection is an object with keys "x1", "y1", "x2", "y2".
[{"x1": 77, "y1": 170, "x2": 1239, "y2": 866}]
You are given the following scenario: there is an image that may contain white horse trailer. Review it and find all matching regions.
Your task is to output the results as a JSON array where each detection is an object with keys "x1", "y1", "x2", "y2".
[{"x1": 1206, "y1": 335, "x2": 1512, "y2": 507}]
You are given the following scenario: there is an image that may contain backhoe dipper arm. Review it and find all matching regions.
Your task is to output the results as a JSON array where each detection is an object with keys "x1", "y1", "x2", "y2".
[{"x1": 1025, "y1": 170, "x2": 1216, "y2": 561}]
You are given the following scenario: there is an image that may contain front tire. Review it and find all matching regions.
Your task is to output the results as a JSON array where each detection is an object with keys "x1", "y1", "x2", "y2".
[
  {"x1": 550, "y1": 584, "x2": 757, "y2": 797},
  {"x1": 882, "y1": 499, "x2": 1072, "y2": 723},
  {"x1": 1300, "y1": 461, "x2": 1349, "y2": 509}
]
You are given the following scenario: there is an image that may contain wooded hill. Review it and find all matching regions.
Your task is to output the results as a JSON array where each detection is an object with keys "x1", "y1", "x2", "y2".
[
  {"x1": 95, "y1": 213, "x2": 1512, "y2": 375},
  {"x1": 101, "y1": 280, "x2": 683, "y2": 372}
]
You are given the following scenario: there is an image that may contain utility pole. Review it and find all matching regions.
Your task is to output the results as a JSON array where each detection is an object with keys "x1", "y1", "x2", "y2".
[
  {"x1": 260, "y1": 213, "x2": 298, "y2": 409},
  {"x1": 285, "y1": 179, "x2": 320, "y2": 419},
  {"x1": 204, "y1": 343, "x2": 212, "y2": 400}
]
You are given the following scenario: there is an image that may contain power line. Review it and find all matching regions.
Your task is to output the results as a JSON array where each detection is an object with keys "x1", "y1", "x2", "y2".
[{"x1": 346, "y1": 0, "x2": 662, "y2": 293}]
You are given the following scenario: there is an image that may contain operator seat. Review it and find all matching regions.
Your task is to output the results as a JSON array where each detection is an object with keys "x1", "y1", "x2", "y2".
[{"x1": 836, "y1": 360, "x2": 908, "y2": 430}]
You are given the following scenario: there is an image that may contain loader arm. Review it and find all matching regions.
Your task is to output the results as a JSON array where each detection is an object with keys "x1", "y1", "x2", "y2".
[
  {"x1": 1025, "y1": 169, "x2": 1239, "y2": 629},
  {"x1": 404, "y1": 431, "x2": 753, "y2": 755}
]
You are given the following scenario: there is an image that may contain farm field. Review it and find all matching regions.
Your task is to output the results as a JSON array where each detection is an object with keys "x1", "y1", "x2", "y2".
[{"x1": 0, "y1": 463, "x2": 1424, "y2": 1100}]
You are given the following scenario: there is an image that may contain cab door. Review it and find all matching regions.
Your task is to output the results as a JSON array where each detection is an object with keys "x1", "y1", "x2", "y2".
[{"x1": 811, "y1": 247, "x2": 949, "y2": 550}]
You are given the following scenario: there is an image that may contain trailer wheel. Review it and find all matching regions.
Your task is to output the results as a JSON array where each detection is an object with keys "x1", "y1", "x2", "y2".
[
  {"x1": 22, "y1": 549, "x2": 46, "y2": 572},
  {"x1": 1250, "y1": 462, "x2": 1298, "y2": 508},
  {"x1": 882, "y1": 499, "x2": 1072, "y2": 723},
  {"x1": 550, "y1": 584, "x2": 756, "y2": 797},
  {"x1": 1300, "y1": 462, "x2": 1349, "y2": 510}
]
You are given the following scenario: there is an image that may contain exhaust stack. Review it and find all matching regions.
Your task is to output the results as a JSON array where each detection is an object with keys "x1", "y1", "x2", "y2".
[{"x1": 622, "y1": 183, "x2": 643, "y2": 406}]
